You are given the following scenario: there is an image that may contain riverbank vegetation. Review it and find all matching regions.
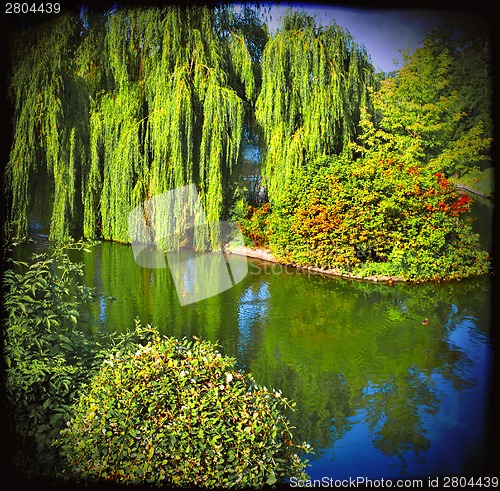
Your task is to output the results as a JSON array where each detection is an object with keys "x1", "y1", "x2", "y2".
[
  {"x1": 234, "y1": 11, "x2": 492, "y2": 282},
  {"x1": 263, "y1": 155, "x2": 488, "y2": 282},
  {"x1": 3, "y1": 4, "x2": 492, "y2": 282},
  {"x1": 1, "y1": 3, "x2": 493, "y2": 483}
]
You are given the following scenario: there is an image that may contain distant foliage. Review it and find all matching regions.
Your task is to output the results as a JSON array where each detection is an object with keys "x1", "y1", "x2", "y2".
[
  {"x1": 267, "y1": 155, "x2": 490, "y2": 282},
  {"x1": 358, "y1": 28, "x2": 492, "y2": 176},
  {"x1": 59, "y1": 324, "x2": 311, "y2": 487}
]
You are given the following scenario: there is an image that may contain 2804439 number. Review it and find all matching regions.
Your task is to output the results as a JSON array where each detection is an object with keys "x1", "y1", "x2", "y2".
[
  {"x1": 443, "y1": 476, "x2": 499, "y2": 487},
  {"x1": 5, "y1": 3, "x2": 60, "y2": 13}
]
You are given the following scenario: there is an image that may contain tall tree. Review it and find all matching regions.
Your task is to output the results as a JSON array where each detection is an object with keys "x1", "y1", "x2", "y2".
[
  {"x1": 5, "y1": 14, "x2": 81, "y2": 241},
  {"x1": 4, "y1": 5, "x2": 255, "y2": 247},
  {"x1": 255, "y1": 10, "x2": 375, "y2": 205},
  {"x1": 358, "y1": 26, "x2": 492, "y2": 176}
]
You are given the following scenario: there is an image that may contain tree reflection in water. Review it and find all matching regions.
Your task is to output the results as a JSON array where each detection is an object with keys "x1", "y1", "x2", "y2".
[
  {"x1": 37, "y1": 242, "x2": 491, "y2": 478},
  {"x1": 238, "y1": 263, "x2": 491, "y2": 476}
]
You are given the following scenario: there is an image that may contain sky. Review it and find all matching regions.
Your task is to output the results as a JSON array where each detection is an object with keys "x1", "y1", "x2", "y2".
[{"x1": 258, "y1": 2, "x2": 489, "y2": 72}]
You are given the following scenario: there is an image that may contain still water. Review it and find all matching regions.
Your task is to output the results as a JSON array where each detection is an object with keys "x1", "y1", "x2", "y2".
[{"x1": 19, "y1": 196, "x2": 495, "y2": 481}]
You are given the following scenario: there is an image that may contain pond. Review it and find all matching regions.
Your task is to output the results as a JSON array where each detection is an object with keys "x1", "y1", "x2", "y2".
[{"x1": 15, "y1": 195, "x2": 495, "y2": 481}]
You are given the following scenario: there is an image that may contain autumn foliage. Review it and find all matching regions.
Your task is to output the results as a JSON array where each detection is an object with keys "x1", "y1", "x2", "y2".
[
  {"x1": 261, "y1": 155, "x2": 489, "y2": 282},
  {"x1": 237, "y1": 203, "x2": 272, "y2": 248}
]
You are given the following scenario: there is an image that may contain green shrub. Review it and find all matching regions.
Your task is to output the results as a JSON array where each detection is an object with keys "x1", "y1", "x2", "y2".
[
  {"x1": 237, "y1": 202, "x2": 272, "y2": 248},
  {"x1": 58, "y1": 324, "x2": 311, "y2": 487},
  {"x1": 2, "y1": 245, "x2": 151, "y2": 478},
  {"x1": 266, "y1": 155, "x2": 490, "y2": 282},
  {"x1": 2, "y1": 245, "x2": 104, "y2": 475}
]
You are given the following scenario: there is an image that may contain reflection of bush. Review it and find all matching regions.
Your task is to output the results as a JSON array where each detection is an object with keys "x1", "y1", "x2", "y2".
[
  {"x1": 255, "y1": 357, "x2": 354, "y2": 451},
  {"x1": 80, "y1": 242, "x2": 244, "y2": 343}
]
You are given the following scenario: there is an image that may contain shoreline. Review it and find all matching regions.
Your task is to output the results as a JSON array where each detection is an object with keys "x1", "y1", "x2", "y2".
[
  {"x1": 454, "y1": 183, "x2": 492, "y2": 199},
  {"x1": 229, "y1": 245, "x2": 405, "y2": 283}
]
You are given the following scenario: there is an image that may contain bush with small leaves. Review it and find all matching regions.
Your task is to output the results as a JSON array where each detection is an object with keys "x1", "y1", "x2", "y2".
[
  {"x1": 266, "y1": 155, "x2": 490, "y2": 282},
  {"x1": 58, "y1": 323, "x2": 311, "y2": 487},
  {"x1": 237, "y1": 202, "x2": 272, "y2": 248}
]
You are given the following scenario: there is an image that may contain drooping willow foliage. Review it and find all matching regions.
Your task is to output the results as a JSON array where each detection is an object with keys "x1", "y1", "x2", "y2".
[
  {"x1": 5, "y1": 5, "x2": 255, "y2": 246},
  {"x1": 4, "y1": 6, "x2": 375, "y2": 245},
  {"x1": 5, "y1": 14, "x2": 78, "y2": 241},
  {"x1": 255, "y1": 10, "x2": 375, "y2": 204}
]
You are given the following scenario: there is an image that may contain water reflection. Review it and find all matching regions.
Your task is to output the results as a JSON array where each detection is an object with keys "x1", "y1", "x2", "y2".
[
  {"x1": 233, "y1": 262, "x2": 492, "y2": 478},
  {"x1": 464, "y1": 194, "x2": 494, "y2": 253},
  {"x1": 237, "y1": 282, "x2": 269, "y2": 358},
  {"x1": 10, "y1": 239, "x2": 493, "y2": 479}
]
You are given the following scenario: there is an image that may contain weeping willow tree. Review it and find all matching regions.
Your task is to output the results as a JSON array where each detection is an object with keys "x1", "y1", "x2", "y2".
[
  {"x1": 4, "y1": 5, "x2": 256, "y2": 248},
  {"x1": 5, "y1": 14, "x2": 81, "y2": 241},
  {"x1": 5, "y1": 6, "x2": 374, "y2": 246},
  {"x1": 255, "y1": 10, "x2": 375, "y2": 203}
]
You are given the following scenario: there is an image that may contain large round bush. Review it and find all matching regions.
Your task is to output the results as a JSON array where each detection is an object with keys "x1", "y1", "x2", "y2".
[
  {"x1": 58, "y1": 325, "x2": 310, "y2": 487},
  {"x1": 267, "y1": 155, "x2": 490, "y2": 282}
]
